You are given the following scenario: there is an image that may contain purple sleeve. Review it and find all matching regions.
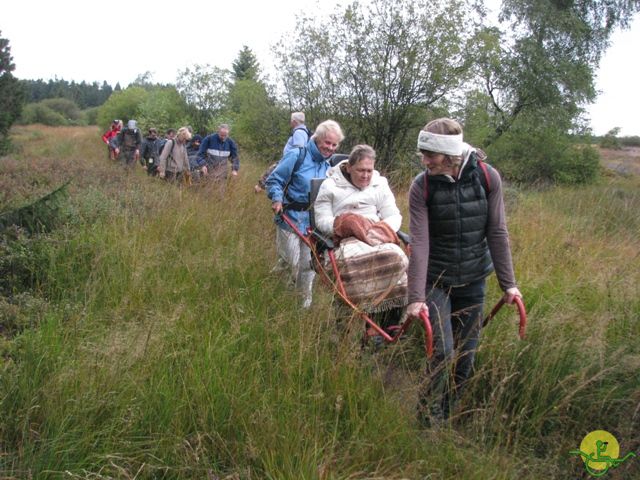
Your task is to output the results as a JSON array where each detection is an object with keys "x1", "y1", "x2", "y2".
[
  {"x1": 407, "y1": 176, "x2": 430, "y2": 303},
  {"x1": 485, "y1": 167, "x2": 517, "y2": 290}
]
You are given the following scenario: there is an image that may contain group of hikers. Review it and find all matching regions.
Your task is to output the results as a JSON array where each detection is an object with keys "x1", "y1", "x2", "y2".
[
  {"x1": 101, "y1": 119, "x2": 239, "y2": 185},
  {"x1": 101, "y1": 111, "x2": 523, "y2": 426}
]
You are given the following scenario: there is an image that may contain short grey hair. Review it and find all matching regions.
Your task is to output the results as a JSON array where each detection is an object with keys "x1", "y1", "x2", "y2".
[
  {"x1": 312, "y1": 119, "x2": 344, "y2": 143},
  {"x1": 348, "y1": 144, "x2": 376, "y2": 166},
  {"x1": 218, "y1": 123, "x2": 230, "y2": 131},
  {"x1": 291, "y1": 112, "x2": 305, "y2": 123}
]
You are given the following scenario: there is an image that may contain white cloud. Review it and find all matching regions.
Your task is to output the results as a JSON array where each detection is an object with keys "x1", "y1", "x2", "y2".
[
  {"x1": 585, "y1": 15, "x2": 640, "y2": 137},
  {"x1": 3, "y1": 0, "x2": 325, "y2": 86}
]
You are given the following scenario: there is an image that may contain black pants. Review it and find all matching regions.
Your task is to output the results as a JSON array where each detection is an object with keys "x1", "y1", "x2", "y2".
[{"x1": 418, "y1": 279, "x2": 486, "y2": 421}]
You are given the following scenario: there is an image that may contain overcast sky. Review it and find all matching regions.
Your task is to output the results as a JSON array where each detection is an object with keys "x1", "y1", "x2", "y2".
[{"x1": 3, "y1": 0, "x2": 639, "y2": 136}]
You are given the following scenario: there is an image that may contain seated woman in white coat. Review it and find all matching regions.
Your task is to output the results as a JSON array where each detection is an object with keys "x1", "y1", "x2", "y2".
[{"x1": 314, "y1": 144, "x2": 408, "y2": 315}]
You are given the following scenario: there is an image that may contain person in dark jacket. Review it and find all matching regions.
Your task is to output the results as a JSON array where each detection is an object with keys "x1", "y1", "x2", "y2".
[
  {"x1": 406, "y1": 117, "x2": 522, "y2": 426},
  {"x1": 114, "y1": 120, "x2": 142, "y2": 170},
  {"x1": 187, "y1": 134, "x2": 203, "y2": 181},
  {"x1": 197, "y1": 124, "x2": 239, "y2": 188},
  {"x1": 140, "y1": 128, "x2": 163, "y2": 176}
]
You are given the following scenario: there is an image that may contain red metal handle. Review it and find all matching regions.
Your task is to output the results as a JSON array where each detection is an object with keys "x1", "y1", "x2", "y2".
[
  {"x1": 373, "y1": 310, "x2": 433, "y2": 359},
  {"x1": 483, "y1": 296, "x2": 527, "y2": 339},
  {"x1": 419, "y1": 309, "x2": 434, "y2": 358},
  {"x1": 278, "y1": 212, "x2": 314, "y2": 249}
]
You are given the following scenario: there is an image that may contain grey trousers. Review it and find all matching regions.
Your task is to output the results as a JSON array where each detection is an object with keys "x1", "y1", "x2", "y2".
[{"x1": 275, "y1": 227, "x2": 315, "y2": 308}]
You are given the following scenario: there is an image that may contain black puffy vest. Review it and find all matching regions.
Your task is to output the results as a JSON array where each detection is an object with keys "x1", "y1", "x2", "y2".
[{"x1": 424, "y1": 155, "x2": 494, "y2": 286}]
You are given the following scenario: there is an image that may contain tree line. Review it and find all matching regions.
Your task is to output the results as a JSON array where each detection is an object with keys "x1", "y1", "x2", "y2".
[
  {"x1": 2, "y1": 0, "x2": 639, "y2": 185},
  {"x1": 21, "y1": 78, "x2": 119, "y2": 109}
]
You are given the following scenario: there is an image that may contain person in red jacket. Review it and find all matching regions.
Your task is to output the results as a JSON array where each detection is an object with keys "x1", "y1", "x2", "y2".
[{"x1": 101, "y1": 119, "x2": 122, "y2": 160}]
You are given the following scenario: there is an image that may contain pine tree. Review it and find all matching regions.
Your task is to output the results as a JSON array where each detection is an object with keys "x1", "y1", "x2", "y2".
[
  {"x1": 232, "y1": 46, "x2": 260, "y2": 82},
  {"x1": 0, "y1": 31, "x2": 25, "y2": 154}
]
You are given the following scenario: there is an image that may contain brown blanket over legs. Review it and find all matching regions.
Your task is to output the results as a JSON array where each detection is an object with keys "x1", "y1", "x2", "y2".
[
  {"x1": 329, "y1": 236, "x2": 408, "y2": 313},
  {"x1": 333, "y1": 212, "x2": 399, "y2": 246}
]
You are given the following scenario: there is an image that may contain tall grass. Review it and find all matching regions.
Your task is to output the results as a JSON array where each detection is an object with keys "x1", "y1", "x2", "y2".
[
  {"x1": 461, "y1": 179, "x2": 640, "y2": 477},
  {"x1": 1, "y1": 126, "x2": 638, "y2": 478}
]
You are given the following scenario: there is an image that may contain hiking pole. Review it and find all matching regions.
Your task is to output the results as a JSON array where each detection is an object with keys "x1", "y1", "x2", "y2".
[{"x1": 483, "y1": 296, "x2": 527, "y2": 339}]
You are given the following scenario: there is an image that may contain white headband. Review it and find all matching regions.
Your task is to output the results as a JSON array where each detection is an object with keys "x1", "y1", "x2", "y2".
[{"x1": 417, "y1": 131, "x2": 464, "y2": 156}]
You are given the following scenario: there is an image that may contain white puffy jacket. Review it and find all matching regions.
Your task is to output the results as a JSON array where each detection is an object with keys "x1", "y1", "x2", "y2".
[{"x1": 314, "y1": 160, "x2": 402, "y2": 235}]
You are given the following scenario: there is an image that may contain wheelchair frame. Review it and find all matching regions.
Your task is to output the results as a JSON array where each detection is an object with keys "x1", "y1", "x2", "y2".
[{"x1": 278, "y1": 211, "x2": 434, "y2": 358}]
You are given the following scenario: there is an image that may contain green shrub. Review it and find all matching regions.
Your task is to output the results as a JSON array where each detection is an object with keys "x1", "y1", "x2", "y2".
[
  {"x1": 97, "y1": 87, "x2": 148, "y2": 131},
  {"x1": 0, "y1": 136, "x2": 11, "y2": 155},
  {"x1": 19, "y1": 103, "x2": 68, "y2": 126},
  {"x1": 227, "y1": 80, "x2": 289, "y2": 163},
  {"x1": 83, "y1": 106, "x2": 100, "y2": 125},
  {"x1": 599, "y1": 127, "x2": 622, "y2": 149},
  {"x1": 0, "y1": 182, "x2": 70, "y2": 234},
  {"x1": 0, "y1": 227, "x2": 53, "y2": 295},
  {"x1": 96, "y1": 86, "x2": 189, "y2": 132},
  {"x1": 620, "y1": 135, "x2": 640, "y2": 147},
  {"x1": 40, "y1": 98, "x2": 83, "y2": 124},
  {"x1": 19, "y1": 98, "x2": 85, "y2": 126},
  {"x1": 487, "y1": 118, "x2": 601, "y2": 185},
  {"x1": 135, "y1": 87, "x2": 191, "y2": 134},
  {"x1": 0, "y1": 292, "x2": 49, "y2": 339},
  {"x1": 553, "y1": 144, "x2": 601, "y2": 184}
]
